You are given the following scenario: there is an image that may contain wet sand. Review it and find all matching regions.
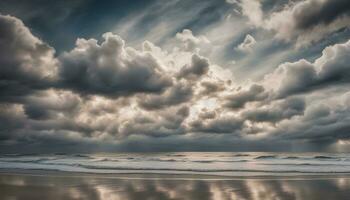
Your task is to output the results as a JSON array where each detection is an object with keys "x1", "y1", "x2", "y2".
[{"x1": 1, "y1": 170, "x2": 350, "y2": 200}]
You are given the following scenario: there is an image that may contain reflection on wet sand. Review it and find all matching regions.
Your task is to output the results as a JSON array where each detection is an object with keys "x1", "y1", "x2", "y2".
[{"x1": 1, "y1": 174, "x2": 350, "y2": 200}]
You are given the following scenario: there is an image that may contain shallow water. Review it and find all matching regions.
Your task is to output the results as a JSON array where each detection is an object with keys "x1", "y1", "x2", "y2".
[
  {"x1": 1, "y1": 152, "x2": 350, "y2": 176},
  {"x1": 1, "y1": 173, "x2": 350, "y2": 200}
]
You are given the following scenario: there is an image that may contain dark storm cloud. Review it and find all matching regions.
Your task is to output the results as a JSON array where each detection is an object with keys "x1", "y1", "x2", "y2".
[
  {"x1": 115, "y1": 133, "x2": 304, "y2": 152},
  {"x1": 0, "y1": 14, "x2": 58, "y2": 102},
  {"x1": 233, "y1": 0, "x2": 350, "y2": 46},
  {"x1": 177, "y1": 54, "x2": 210, "y2": 80},
  {"x1": 136, "y1": 54, "x2": 209, "y2": 110},
  {"x1": 190, "y1": 114, "x2": 243, "y2": 134},
  {"x1": 269, "y1": 40, "x2": 350, "y2": 98},
  {"x1": 0, "y1": 104, "x2": 26, "y2": 133},
  {"x1": 138, "y1": 82, "x2": 193, "y2": 110},
  {"x1": 23, "y1": 104, "x2": 51, "y2": 120},
  {"x1": 224, "y1": 84, "x2": 268, "y2": 109},
  {"x1": 119, "y1": 106, "x2": 189, "y2": 137},
  {"x1": 23, "y1": 90, "x2": 81, "y2": 120},
  {"x1": 273, "y1": 101, "x2": 350, "y2": 144},
  {"x1": 59, "y1": 33, "x2": 172, "y2": 97},
  {"x1": 279, "y1": 0, "x2": 350, "y2": 45},
  {"x1": 273, "y1": 60, "x2": 318, "y2": 97},
  {"x1": 294, "y1": 0, "x2": 350, "y2": 30},
  {"x1": 242, "y1": 97, "x2": 305, "y2": 123},
  {"x1": 199, "y1": 81, "x2": 227, "y2": 97},
  {"x1": 304, "y1": 104, "x2": 331, "y2": 121}
]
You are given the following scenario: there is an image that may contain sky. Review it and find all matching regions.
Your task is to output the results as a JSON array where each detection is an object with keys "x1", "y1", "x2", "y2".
[{"x1": 1, "y1": 0, "x2": 350, "y2": 153}]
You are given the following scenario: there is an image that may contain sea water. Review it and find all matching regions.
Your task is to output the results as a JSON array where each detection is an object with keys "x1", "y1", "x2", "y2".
[{"x1": 1, "y1": 152, "x2": 350, "y2": 176}]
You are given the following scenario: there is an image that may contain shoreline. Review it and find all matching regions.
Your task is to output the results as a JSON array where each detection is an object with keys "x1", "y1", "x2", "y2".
[{"x1": 2, "y1": 168, "x2": 350, "y2": 180}]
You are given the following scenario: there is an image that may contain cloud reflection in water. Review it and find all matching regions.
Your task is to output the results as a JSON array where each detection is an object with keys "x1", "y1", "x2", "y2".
[{"x1": 1, "y1": 174, "x2": 350, "y2": 200}]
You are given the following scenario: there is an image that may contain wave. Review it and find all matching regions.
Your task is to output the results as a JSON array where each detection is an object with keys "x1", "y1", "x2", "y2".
[
  {"x1": 193, "y1": 160, "x2": 213, "y2": 163},
  {"x1": 97, "y1": 158, "x2": 121, "y2": 162},
  {"x1": 149, "y1": 158, "x2": 180, "y2": 162},
  {"x1": 166, "y1": 154, "x2": 186, "y2": 157},
  {"x1": 2, "y1": 165, "x2": 350, "y2": 175},
  {"x1": 259, "y1": 162, "x2": 350, "y2": 166},
  {"x1": 283, "y1": 156, "x2": 300, "y2": 159},
  {"x1": 72, "y1": 154, "x2": 92, "y2": 158},
  {"x1": 32, "y1": 163, "x2": 350, "y2": 174},
  {"x1": 193, "y1": 160, "x2": 248, "y2": 163},
  {"x1": 0, "y1": 157, "x2": 59, "y2": 164},
  {"x1": 254, "y1": 155, "x2": 276, "y2": 159},
  {"x1": 0, "y1": 153, "x2": 39, "y2": 157},
  {"x1": 234, "y1": 154, "x2": 250, "y2": 157},
  {"x1": 314, "y1": 156, "x2": 337, "y2": 159},
  {"x1": 1, "y1": 153, "x2": 350, "y2": 176}
]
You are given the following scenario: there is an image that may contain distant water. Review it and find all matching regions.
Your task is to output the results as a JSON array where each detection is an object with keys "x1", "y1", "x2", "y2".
[{"x1": 1, "y1": 152, "x2": 350, "y2": 176}]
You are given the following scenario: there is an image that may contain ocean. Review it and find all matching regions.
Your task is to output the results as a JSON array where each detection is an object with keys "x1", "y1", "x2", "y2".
[{"x1": 1, "y1": 152, "x2": 350, "y2": 177}]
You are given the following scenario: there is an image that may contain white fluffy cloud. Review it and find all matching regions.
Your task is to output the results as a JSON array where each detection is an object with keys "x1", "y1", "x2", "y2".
[{"x1": 175, "y1": 29, "x2": 211, "y2": 53}]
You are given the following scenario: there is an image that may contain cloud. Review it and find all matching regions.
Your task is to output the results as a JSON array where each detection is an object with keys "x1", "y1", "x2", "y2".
[
  {"x1": 266, "y1": 59, "x2": 318, "y2": 97},
  {"x1": 175, "y1": 29, "x2": 211, "y2": 53},
  {"x1": 138, "y1": 82, "x2": 193, "y2": 110},
  {"x1": 236, "y1": 34, "x2": 257, "y2": 53},
  {"x1": 0, "y1": 104, "x2": 26, "y2": 135},
  {"x1": 231, "y1": 0, "x2": 350, "y2": 47},
  {"x1": 264, "y1": 39, "x2": 350, "y2": 97},
  {"x1": 0, "y1": 14, "x2": 58, "y2": 102},
  {"x1": 177, "y1": 54, "x2": 210, "y2": 80},
  {"x1": 265, "y1": 0, "x2": 350, "y2": 46},
  {"x1": 118, "y1": 106, "x2": 189, "y2": 137},
  {"x1": 23, "y1": 89, "x2": 81, "y2": 120},
  {"x1": 292, "y1": 0, "x2": 350, "y2": 30},
  {"x1": 224, "y1": 84, "x2": 268, "y2": 109},
  {"x1": 242, "y1": 97, "x2": 305, "y2": 123},
  {"x1": 227, "y1": 0, "x2": 263, "y2": 26},
  {"x1": 189, "y1": 113, "x2": 243, "y2": 134},
  {"x1": 59, "y1": 32, "x2": 173, "y2": 97},
  {"x1": 199, "y1": 80, "x2": 227, "y2": 97},
  {"x1": 271, "y1": 93, "x2": 350, "y2": 146},
  {"x1": 1, "y1": 12, "x2": 350, "y2": 152}
]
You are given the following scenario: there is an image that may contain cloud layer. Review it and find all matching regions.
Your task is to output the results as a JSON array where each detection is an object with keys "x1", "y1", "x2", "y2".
[
  {"x1": 1, "y1": 0, "x2": 350, "y2": 153},
  {"x1": 231, "y1": 0, "x2": 350, "y2": 47}
]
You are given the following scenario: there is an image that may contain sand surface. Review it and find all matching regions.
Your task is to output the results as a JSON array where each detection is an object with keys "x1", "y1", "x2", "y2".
[{"x1": 1, "y1": 169, "x2": 350, "y2": 200}]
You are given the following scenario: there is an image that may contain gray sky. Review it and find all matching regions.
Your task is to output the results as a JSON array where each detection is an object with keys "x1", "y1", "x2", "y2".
[{"x1": 1, "y1": 0, "x2": 350, "y2": 153}]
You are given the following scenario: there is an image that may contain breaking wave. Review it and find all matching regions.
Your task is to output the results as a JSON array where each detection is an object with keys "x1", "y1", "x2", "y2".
[{"x1": 1, "y1": 152, "x2": 350, "y2": 176}]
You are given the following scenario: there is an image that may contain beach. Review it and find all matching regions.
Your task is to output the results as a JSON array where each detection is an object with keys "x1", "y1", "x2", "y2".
[
  {"x1": 1, "y1": 170, "x2": 350, "y2": 200},
  {"x1": 1, "y1": 152, "x2": 350, "y2": 199}
]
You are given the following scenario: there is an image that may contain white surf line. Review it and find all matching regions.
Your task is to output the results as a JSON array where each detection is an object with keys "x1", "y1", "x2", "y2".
[{"x1": 1, "y1": 170, "x2": 350, "y2": 181}]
